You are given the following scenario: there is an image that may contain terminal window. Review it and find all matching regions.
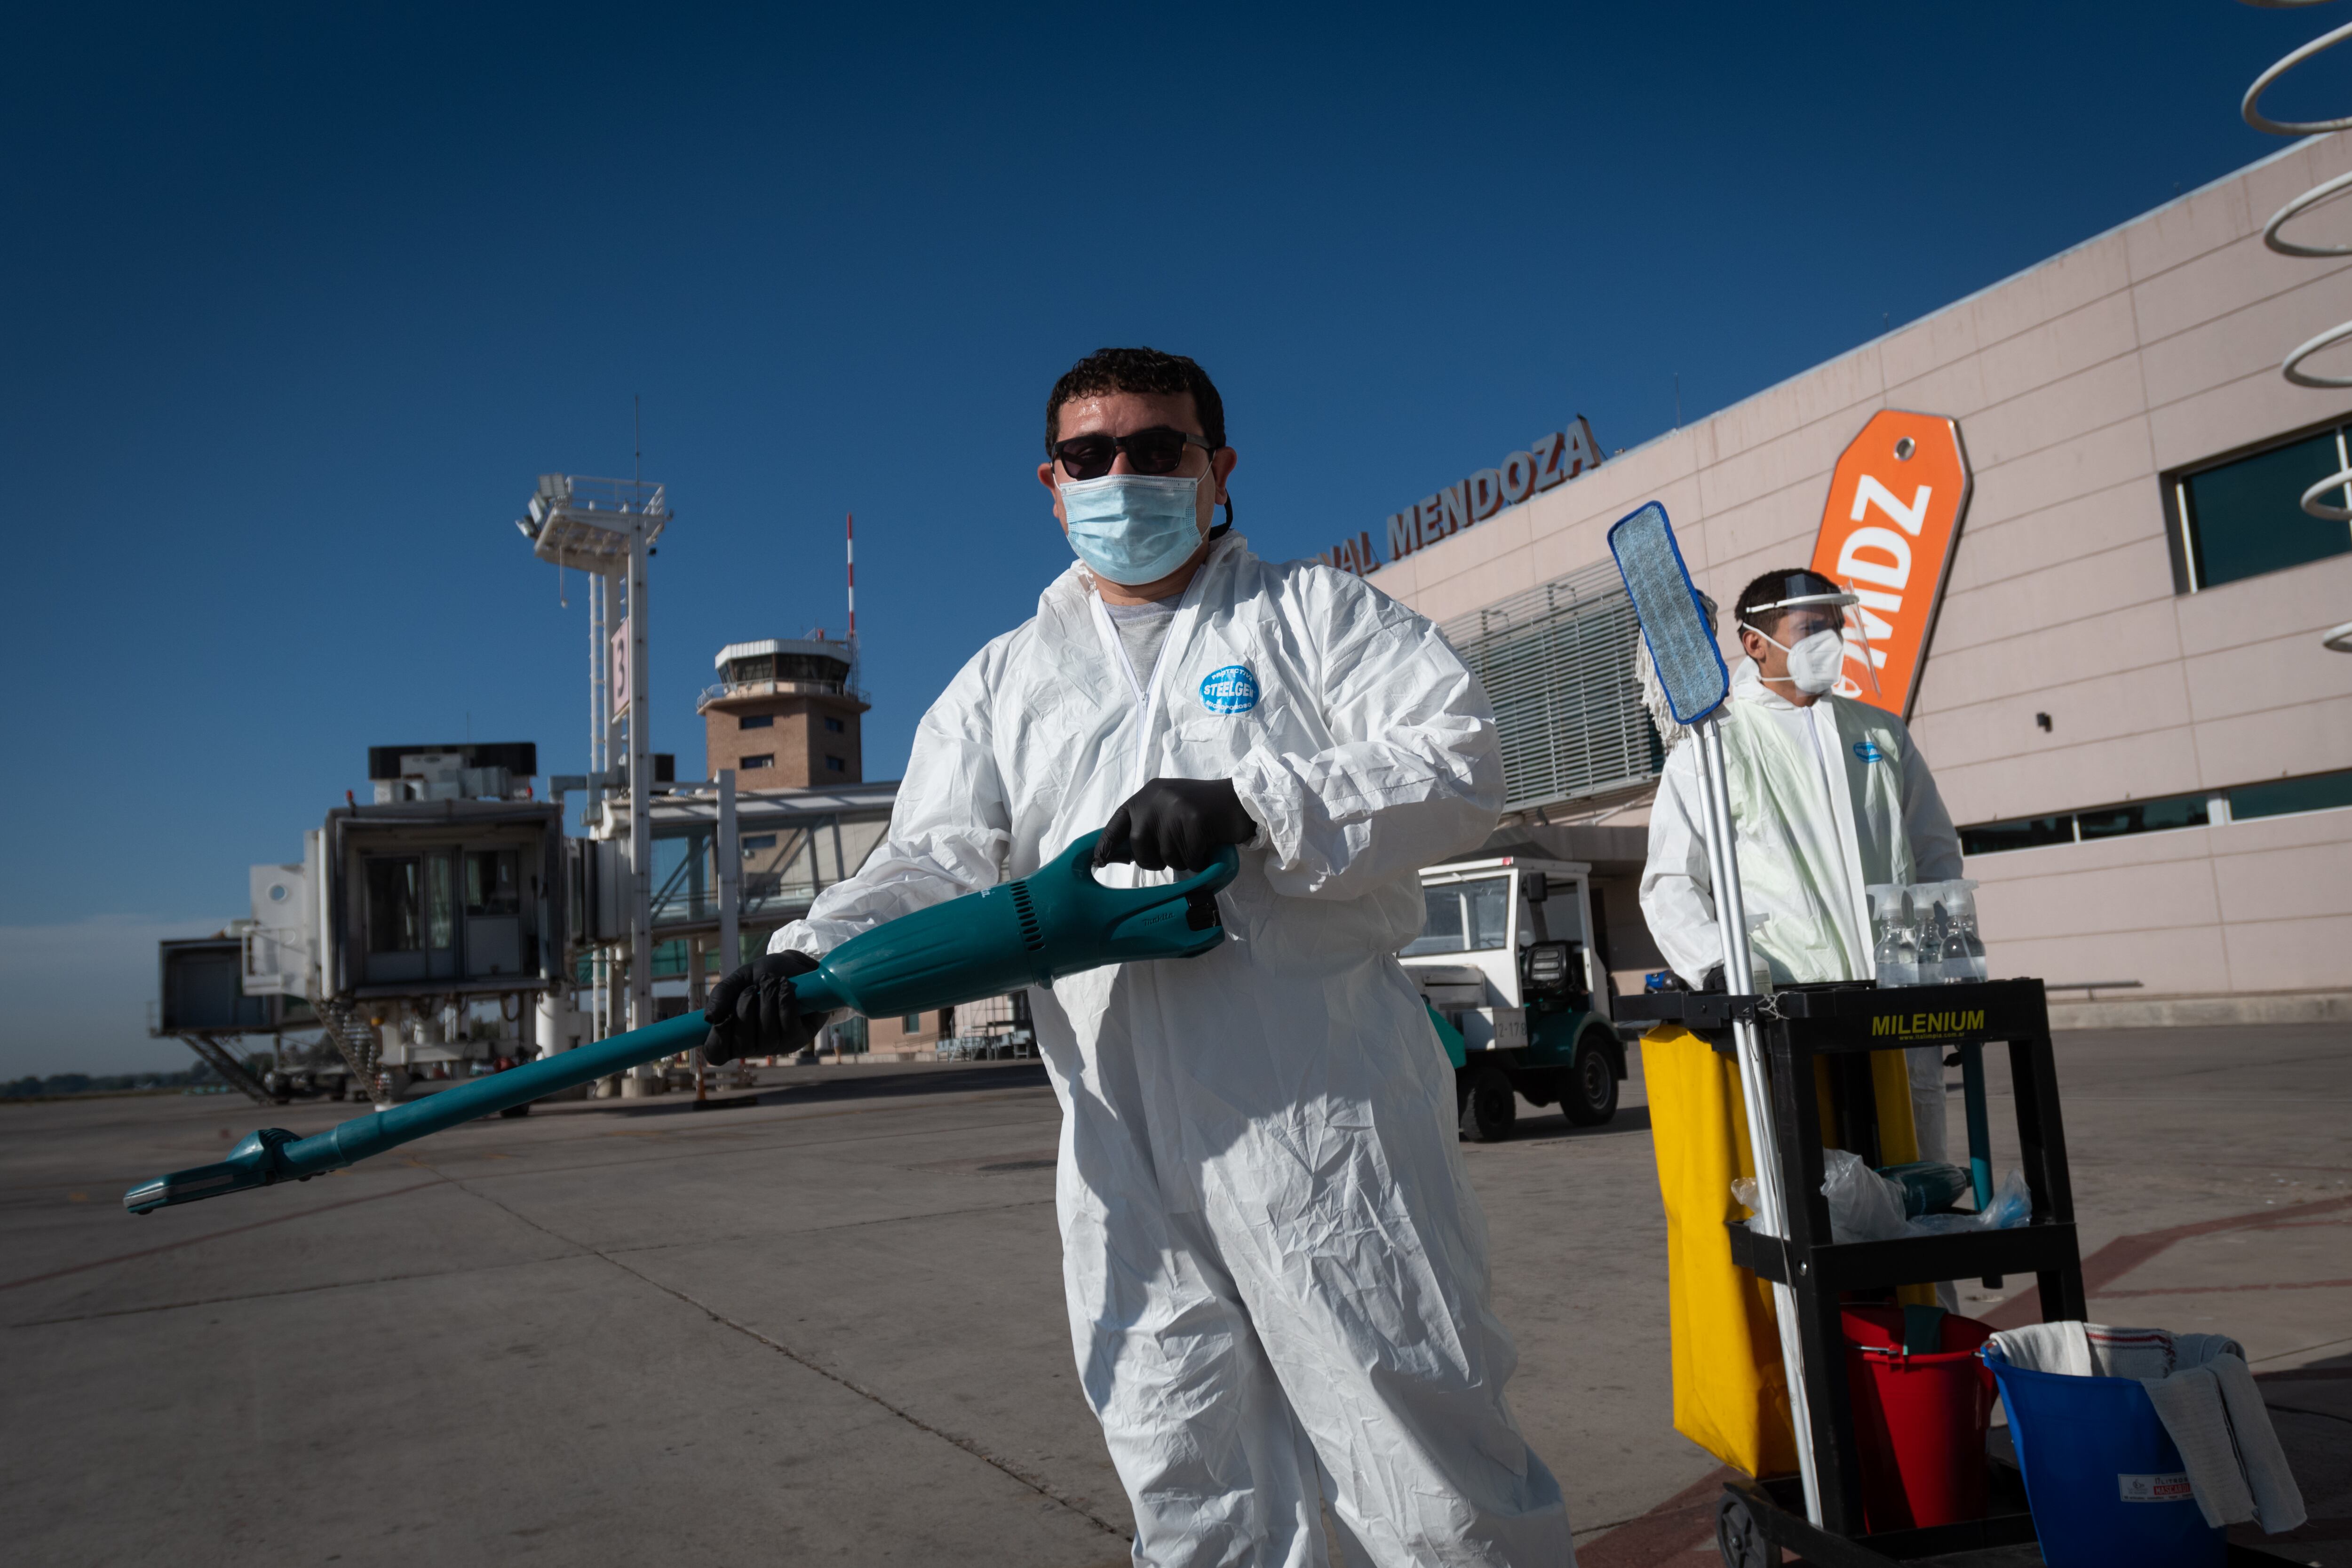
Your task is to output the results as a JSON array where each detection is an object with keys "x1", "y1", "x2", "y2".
[
  {"x1": 1960, "y1": 789, "x2": 2209, "y2": 855},
  {"x1": 739, "y1": 714, "x2": 773, "y2": 730},
  {"x1": 465, "y1": 850, "x2": 520, "y2": 916},
  {"x1": 1960, "y1": 768, "x2": 2352, "y2": 854},
  {"x1": 2229, "y1": 767, "x2": 2352, "y2": 821},
  {"x1": 739, "y1": 833, "x2": 777, "y2": 852},
  {"x1": 824, "y1": 716, "x2": 845, "y2": 733},
  {"x1": 740, "y1": 754, "x2": 773, "y2": 770},
  {"x1": 825, "y1": 755, "x2": 847, "y2": 772},
  {"x1": 426, "y1": 855, "x2": 455, "y2": 950},
  {"x1": 2172, "y1": 425, "x2": 2352, "y2": 592},
  {"x1": 366, "y1": 858, "x2": 421, "y2": 952}
]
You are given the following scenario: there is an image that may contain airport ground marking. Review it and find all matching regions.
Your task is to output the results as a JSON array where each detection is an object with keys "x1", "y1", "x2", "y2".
[
  {"x1": 0, "y1": 1178, "x2": 441, "y2": 1292},
  {"x1": 440, "y1": 1169, "x2": 1130, "y2": 1541}
]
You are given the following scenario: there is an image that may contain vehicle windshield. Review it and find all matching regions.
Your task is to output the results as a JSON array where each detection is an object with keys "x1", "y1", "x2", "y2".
[{"x1": 1402, "y1": 876, "x2": 1512, "y2": 956}]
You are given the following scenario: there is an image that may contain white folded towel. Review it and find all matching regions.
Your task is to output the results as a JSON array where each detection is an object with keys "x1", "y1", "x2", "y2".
[{"x1": 1989, "y1": 1322, "x2": 2306, "y2": 1534}]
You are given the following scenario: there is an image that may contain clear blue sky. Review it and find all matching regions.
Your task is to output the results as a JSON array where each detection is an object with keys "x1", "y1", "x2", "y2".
[{"x1": 4, "y1": 2, "x2": 2339, "y2": 1073}]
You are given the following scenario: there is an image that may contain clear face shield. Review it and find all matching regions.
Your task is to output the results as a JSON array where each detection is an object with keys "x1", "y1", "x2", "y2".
[{"x1": 1738, "y1": 577, "x2": 1878, "y2": 697}]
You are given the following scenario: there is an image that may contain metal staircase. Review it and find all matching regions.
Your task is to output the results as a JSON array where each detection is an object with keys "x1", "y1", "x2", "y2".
[
  {"x1": 170, "y1": 1034, "x2": 276, "y2": 1107},
  {"x1": 315, "y1": 1000, "x2": 388, "y2": 1107}
]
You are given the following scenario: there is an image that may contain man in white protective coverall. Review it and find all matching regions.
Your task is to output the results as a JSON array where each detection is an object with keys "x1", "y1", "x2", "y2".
[
  {"x1": 1637, "y1": 567, "x2": 1963, "y2": 1166},
  {"x1": 701, "y1": 347, "x2": 1572, "y2": 1567}
]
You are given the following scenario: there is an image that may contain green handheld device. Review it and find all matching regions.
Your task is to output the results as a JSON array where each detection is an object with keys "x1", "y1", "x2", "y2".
[{"x1": 124, "y1": 830, "x2": 1238, "y2": 1214}]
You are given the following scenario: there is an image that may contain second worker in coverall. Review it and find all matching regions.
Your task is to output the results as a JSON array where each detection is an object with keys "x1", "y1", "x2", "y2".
[
  {"x1": 1638, "y1": 567, "x2": 1964, "y2": 1165},
  {"x1": 705, "y1": 347, "x2": 1572, "y2": 1567}
]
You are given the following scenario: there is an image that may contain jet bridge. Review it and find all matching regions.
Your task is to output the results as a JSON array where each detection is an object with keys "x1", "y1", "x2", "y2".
[
  {"x1": 153, "y1": 935, "x2": 318, "y2": 1106},
  {"x1": 238, "y1": 796, "x2": 569, "y2": 1104}
]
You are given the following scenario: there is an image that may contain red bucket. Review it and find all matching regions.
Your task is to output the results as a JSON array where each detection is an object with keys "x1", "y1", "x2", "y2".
[{"x1": 1842, "y1": 1305, "x2": 1997, "y2": 1531}]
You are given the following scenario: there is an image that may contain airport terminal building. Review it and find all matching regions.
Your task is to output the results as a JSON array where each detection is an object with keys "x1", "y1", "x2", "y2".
[{"x1": 1365, "y1": 136, "x2": 2352, "y2": 1023}]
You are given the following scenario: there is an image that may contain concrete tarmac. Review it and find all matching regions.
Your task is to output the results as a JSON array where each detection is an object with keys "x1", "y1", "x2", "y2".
[{"x1": 1, "y1": 1023, "x2": 2344, "y2": 1566}]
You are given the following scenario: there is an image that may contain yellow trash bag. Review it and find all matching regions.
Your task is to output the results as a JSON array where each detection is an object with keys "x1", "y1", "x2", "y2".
[{"x1": 1642, "y1": 1024, "x2": 1928, "y2": 1477}]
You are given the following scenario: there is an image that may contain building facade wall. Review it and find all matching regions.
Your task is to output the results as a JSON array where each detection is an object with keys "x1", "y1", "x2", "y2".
[
  {"x1": 866, "y1": 1007, "x2": 946, "y2": 1061},
  {"x1": 1381, "y1": 136, "x2": 2352, "y2": 1000}
]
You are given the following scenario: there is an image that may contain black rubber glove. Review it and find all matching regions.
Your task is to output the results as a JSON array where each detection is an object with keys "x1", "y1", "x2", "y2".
[
  {"x1": 702, "y1": 951, "x2": 820, "y2": 1065},
  {"x1": 1093, "y1": 777, "x2": 1256, "y2": 874}
]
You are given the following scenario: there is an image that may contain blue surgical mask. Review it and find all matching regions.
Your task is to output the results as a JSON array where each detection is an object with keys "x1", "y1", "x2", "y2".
[{"x1": 1059, "y1": 472, "x2": 1208, "y2": 586}]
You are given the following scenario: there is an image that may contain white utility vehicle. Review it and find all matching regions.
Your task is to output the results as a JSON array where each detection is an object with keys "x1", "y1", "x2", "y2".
[{"x1": 1402, "y1": 856, "x2": 1626, "y2": 1141}]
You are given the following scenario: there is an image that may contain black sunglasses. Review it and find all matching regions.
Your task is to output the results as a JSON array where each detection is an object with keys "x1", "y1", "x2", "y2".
[{"x1": 1048, "y1": 426, "x2": 1216, "y2": 481}]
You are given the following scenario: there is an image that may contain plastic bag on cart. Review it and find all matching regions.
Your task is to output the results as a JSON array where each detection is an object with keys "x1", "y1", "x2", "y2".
[
  {"x1": 1736, "y1": 1159, "x2": 2031, "y2": 1242},
  {"x1": 1909, "y1": 1167, "x2": 2031, "y2": 1234},
  {"x1": 1736, "y1": 1154, "x2": 1909, "y2": 1242},
  {"x1": 1820, "y1": 1149, "x2": 1914, "y2": 1241}
]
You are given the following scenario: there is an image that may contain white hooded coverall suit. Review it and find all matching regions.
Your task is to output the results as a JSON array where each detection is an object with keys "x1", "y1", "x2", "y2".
[
  {"x1": 1638, "y1": 660, "x2": 1964, "y2": 1163},
  {"x1": 772, "y1": 533, "x2": 1572, "y2": 1568}
]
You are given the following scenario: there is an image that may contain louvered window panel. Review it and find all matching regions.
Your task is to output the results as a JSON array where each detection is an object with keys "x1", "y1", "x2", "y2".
[{"x1": 1439, "y1": 560, "x2": 1662, "y2": 813}]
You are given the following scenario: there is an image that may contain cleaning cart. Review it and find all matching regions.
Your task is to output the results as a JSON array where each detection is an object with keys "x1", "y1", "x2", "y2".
[
  {"x1": 1627, "y1": 978, "x2": 2299, "y2": 1567},
  {"x1": 1626, "y1": 976, "x2": 2084, "y2": 1564}
]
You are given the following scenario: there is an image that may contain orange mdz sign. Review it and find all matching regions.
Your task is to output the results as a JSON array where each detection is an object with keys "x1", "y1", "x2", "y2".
[{"x1": 1808, "y1": 410, "x2": 1971, "y2": 719}]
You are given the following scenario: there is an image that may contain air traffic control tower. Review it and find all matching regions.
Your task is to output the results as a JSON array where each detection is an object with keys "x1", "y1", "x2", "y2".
[{"x1": 699, "y1": 637, "x2": 866, "y2": 787}]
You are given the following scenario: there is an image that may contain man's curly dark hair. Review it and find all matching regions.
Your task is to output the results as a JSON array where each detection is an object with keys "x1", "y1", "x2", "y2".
[{"x1": 1045, "y1": 346, "x2": 1226, "y2": 452}]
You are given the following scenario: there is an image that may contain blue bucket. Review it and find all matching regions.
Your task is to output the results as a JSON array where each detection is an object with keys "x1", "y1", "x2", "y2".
[{"x1": 1983, "y1": 1345, "x2": 2225, "y2": 1568}]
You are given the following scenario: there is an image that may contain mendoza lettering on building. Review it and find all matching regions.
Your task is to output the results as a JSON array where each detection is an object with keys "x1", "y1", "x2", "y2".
[{"x1": 1319, "y1": 416, "x2": 1605, "y2": 575}]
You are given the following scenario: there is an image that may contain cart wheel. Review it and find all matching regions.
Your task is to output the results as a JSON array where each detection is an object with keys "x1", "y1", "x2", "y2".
[
  {"x1": 1560, "y1": 1035, "x2": 1619, "y2": 1126},
  {"x1": 498, "y1": 1101, "x2": 531, "y2": 1119},
  {"x1": 1458, "y1": 1065, "x2": 1516, "y2": 1142},
  {"x1": 1715, "y1": 1493, "x2": 1770, "y2": 1568}
]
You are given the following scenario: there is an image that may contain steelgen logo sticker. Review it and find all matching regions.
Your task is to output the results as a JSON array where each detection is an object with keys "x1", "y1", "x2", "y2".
[{"x1": 1200, "y1": 666, "x2": 1259, "y2": 715}]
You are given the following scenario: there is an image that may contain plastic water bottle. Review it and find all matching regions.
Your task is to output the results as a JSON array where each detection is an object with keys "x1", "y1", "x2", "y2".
[
  {"x1": 1915, "y1": 897, "x2": 1948, "y2": 986},
  {"x1": 1943, "y1": 879, "x2": 1990, "y2": 982},
  {"x1": 1950, "y1": 923, "x2": 1987, "y2": 983},
  {"x1": 1947, "y1": 900, "x2": 1988, "y2": 982},
  {"x1": 1874, "y1": 897, "x2": 1918, "y2": 988}
]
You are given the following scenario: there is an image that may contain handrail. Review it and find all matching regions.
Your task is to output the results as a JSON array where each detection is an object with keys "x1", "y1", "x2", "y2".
[{"x1": 698, "y1": 677, "x2": 867, "y2": 704}]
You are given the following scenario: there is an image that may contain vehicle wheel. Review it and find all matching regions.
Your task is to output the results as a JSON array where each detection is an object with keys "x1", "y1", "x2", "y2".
[
  {"x1": 1457, "y1": 1065, "x2": 1516, "y2": 1142},
  {"x1": 1561, "y1": 1034, "x2": 1619, "y2": 1126},
  {"x1": 1715, "y1": 1493, "x2": 1770, "y2": 1568}
]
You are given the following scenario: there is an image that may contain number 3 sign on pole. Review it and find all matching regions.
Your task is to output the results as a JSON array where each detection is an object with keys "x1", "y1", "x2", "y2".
[
  {"x1": 610, "y1": 618, "x2": 631, "y2": 719},
  {"x1": 1807, "y1": 410, "x2": 1972, "y2": 720}
]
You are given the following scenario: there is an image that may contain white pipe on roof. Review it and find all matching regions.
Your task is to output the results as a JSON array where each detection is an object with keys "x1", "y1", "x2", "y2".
[{"x1": 712, "y1": 637, "x2": 856, "y2": 669}]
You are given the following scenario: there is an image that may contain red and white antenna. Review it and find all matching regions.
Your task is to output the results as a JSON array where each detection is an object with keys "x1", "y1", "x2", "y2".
[{"x1": 845, "y1": 511, "x2": 857, "y2": 644}]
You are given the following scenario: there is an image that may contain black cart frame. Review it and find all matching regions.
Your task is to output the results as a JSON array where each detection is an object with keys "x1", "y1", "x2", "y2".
[{"x1": 1627, "y1": 978, "x2": 2085, "y2": 1564}]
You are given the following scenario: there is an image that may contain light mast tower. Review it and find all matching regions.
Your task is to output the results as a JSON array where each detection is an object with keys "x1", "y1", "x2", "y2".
[{"x1": 515, "y1": 473, "x2": 670, "y2": 1035}]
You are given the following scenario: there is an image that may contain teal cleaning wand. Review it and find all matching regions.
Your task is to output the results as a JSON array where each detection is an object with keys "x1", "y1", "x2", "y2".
[{"x1": 125, "y1": 831, "x2": 1237, "y2": 1214}]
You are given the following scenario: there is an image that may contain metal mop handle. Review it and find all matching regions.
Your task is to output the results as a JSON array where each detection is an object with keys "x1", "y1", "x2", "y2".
[
  {"x1": 1602, "y1": 496, "x2": 1822, "y2": 1525},
  {"x1": 1694, "y1": 715, "x2": 1824, "y2": 1526}
]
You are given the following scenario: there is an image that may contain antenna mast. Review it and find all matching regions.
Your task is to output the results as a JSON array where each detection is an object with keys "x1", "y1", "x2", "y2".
[{"x1": 846, "y1": 512, "x2": 857, "y2": 645}]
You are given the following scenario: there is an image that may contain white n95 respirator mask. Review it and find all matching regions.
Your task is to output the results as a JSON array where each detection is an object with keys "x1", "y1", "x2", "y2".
[
  {"x1": 1741, "y1": 622, "x2": 1846, "y2": 696},
  {"x1": 1059, "y1": 472, "x2": 1209, "y2": 586}
]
